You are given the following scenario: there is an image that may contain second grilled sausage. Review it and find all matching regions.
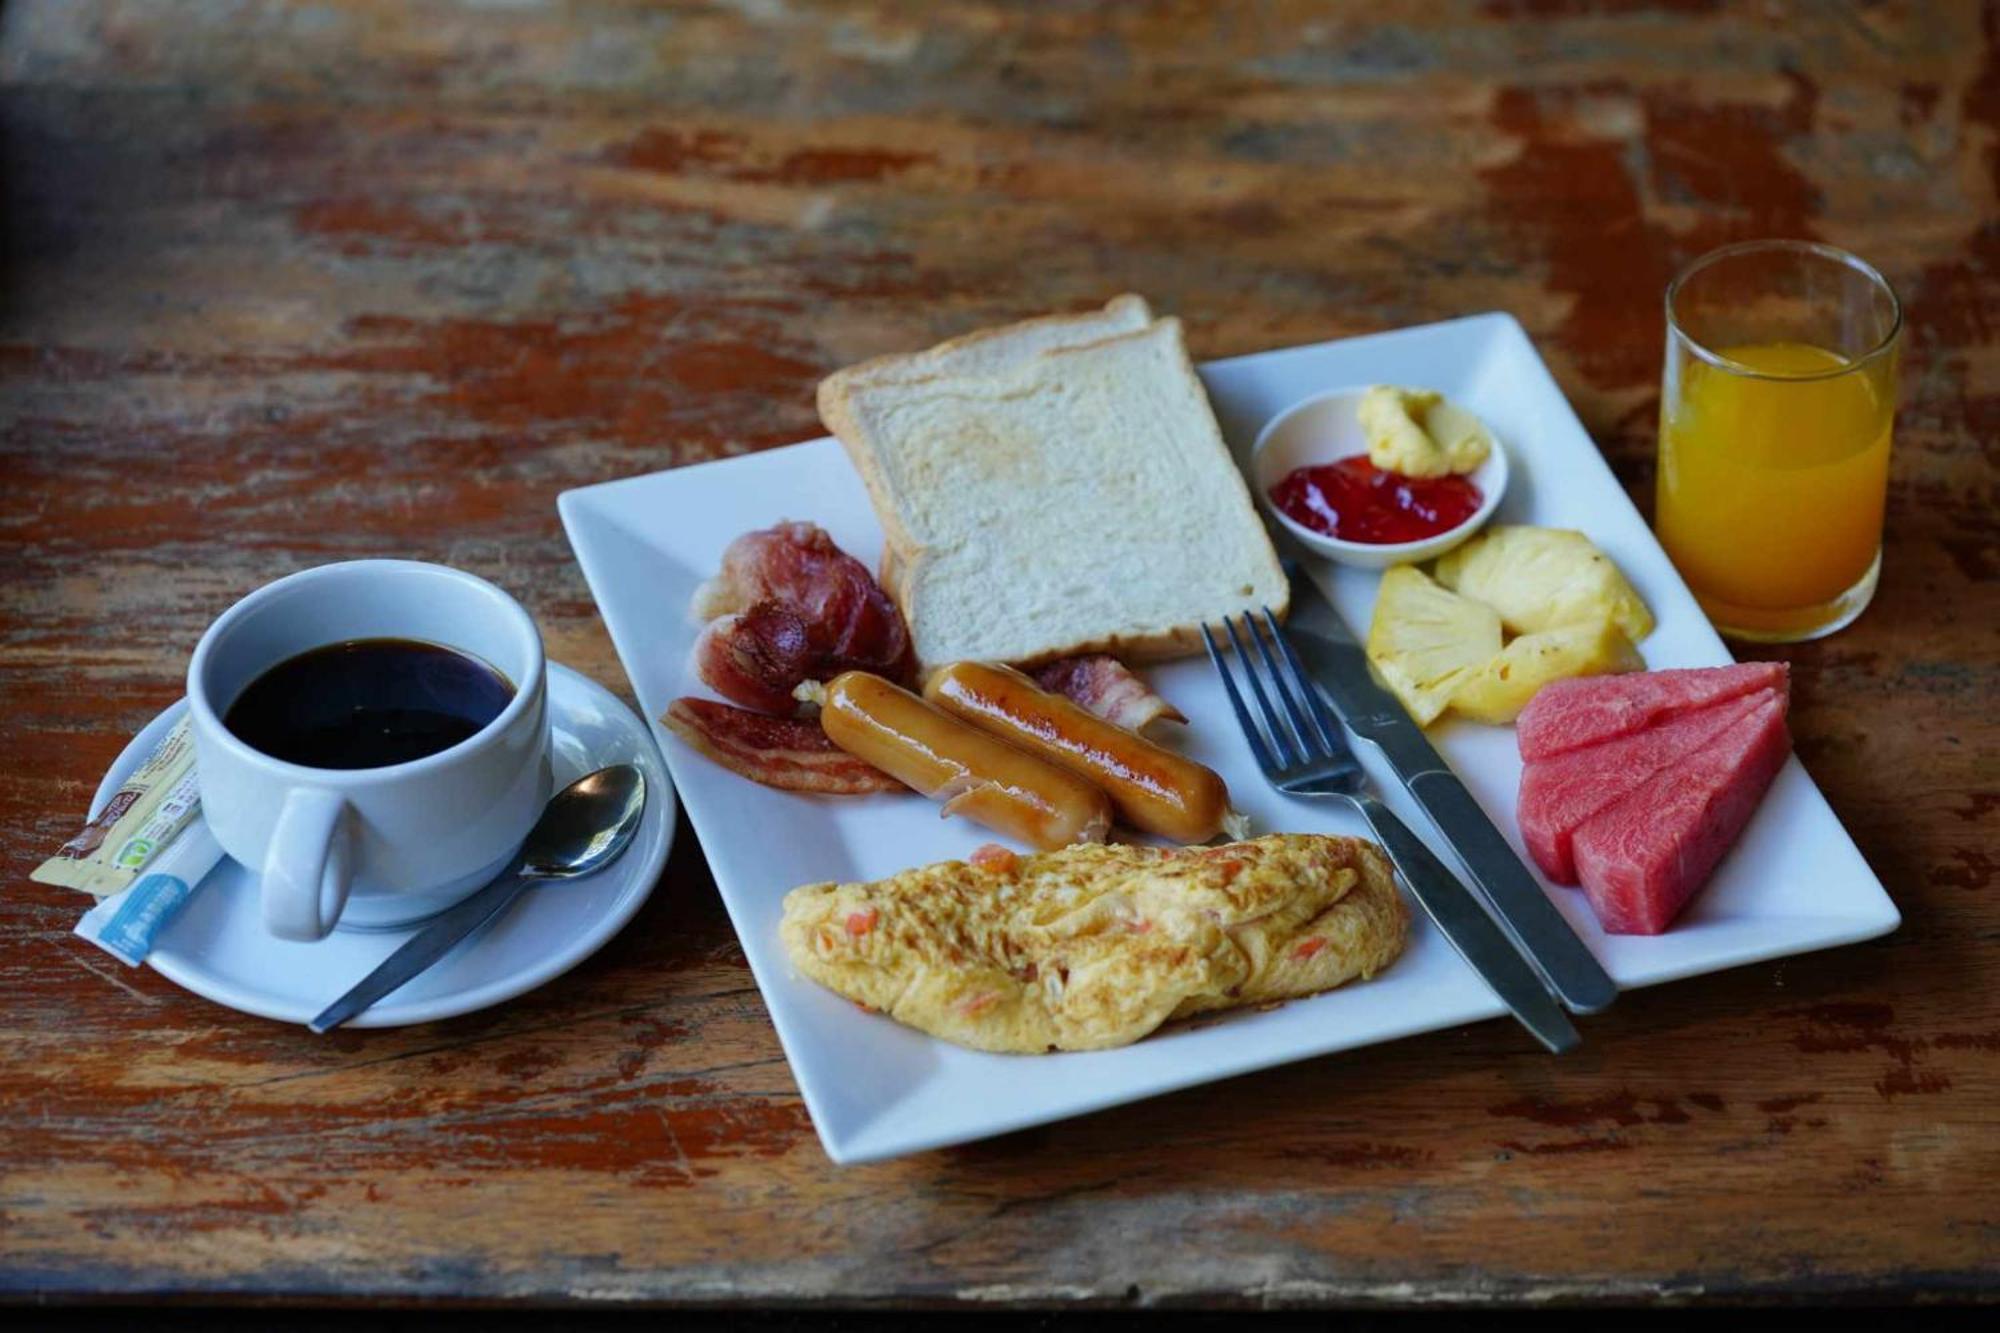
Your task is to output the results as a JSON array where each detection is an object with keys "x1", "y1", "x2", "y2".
[
  {"x1": 815, "y1": 671, "x2": 1111, "y2": 850},
  {"x1": 924, "y1": 661, "x2": 1231, "y2": 843}
]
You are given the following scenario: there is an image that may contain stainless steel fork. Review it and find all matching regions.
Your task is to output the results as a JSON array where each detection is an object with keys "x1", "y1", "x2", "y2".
[{"x1": 1204, "y1": 610, "x2": 1580, "y2": 1054}]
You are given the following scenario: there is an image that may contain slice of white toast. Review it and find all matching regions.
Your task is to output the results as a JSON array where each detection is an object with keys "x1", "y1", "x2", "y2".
[
  {"x1": 820, "y1": 295, "x2": 1155, "y2": 604},
  {"x1": 820, "y1": 316, "x2": 1289, "y2": 668}
]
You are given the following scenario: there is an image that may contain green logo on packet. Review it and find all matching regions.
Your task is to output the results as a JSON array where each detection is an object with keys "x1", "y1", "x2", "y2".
[{"x1": 115, "y1": 837, "x2": 157, "y2": 869}]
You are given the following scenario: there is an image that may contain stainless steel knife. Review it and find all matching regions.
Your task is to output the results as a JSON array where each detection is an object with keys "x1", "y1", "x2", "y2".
[{"x1": 1279, "y1": 559, "x2": 1619, "y2": 1015}]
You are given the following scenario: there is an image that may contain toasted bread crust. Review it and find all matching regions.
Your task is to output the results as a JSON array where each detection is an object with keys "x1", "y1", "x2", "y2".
[
  {"x1": 1145, "y1": 313, "x2": 1290, "y2": 634},
  {"x1": 816, "y1": 294, "x2": 1150, "y2": 408}
]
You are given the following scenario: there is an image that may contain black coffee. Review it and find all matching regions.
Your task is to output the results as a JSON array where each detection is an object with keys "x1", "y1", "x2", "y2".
[{"x1": 223, "y1": 638, "x2": 514, "y2": 770}]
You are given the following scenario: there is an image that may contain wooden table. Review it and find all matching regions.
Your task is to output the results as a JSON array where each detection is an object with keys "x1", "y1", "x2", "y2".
[{"x1": 3, "y1": 0, "x2": 1994, "y2": 1310}]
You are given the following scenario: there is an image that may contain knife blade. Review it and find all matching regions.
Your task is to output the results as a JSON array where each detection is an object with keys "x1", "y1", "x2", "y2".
[{"x1": 1280, "y1": 559, "x2": 1619, "y2": 1015}]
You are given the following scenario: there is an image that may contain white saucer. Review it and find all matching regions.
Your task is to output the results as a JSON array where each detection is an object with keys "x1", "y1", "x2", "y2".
[{"x1": 89, "y1": 662, "x2": 676, "y2": 1028}]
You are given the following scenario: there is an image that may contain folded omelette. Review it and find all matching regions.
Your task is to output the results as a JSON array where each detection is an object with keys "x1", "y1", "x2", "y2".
[{"x1": 779, "y1": 833, "x2": 1409, "y2": 1053}]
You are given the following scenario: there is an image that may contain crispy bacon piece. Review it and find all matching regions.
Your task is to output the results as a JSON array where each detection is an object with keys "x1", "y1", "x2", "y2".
[
  {"x1": 663, "y1": 698, "x2": 901, "y2": 795},
  {"x1": 691, "y1": 522, "x2": 914, "y2": 713},
  {"x1": 692, "y1": 604, "x2": 817, "y2": 716},
  {"x1": 1030, "y1": 655, "x2": 1185, "y2": 734}
]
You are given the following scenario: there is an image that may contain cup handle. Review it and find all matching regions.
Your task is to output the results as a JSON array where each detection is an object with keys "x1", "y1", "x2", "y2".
[{"x1": 263, "y1": 788, "x2": 353, "y2": 941}]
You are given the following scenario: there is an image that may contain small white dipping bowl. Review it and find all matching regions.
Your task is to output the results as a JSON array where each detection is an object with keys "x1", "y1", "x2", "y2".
[{"x1": 1251, "y1": 386, "x2": 1509, "y2": 570}]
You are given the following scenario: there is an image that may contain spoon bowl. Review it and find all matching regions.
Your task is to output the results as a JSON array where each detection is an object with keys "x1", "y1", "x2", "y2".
[{"x1": 522, "y1": 764, "x2": 648, "y2": 880}]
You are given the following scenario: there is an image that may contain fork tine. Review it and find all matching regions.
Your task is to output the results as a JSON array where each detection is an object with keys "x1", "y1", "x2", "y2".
[
  {"x1": 1242, "y1": 610, "x2": 1317, "y2": 763},
  {"x1": 1224, "y1": 613, "x2": 1301, "y2": 768},
  {"x1": 1261, "y1": 607, "x2": 1342, "y2": 758},
  {"x1": 1202, "y1": 622, "x2": 1278, "y2": 773}
]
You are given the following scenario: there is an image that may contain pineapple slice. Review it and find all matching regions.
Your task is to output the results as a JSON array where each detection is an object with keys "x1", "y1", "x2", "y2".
[
  {"x1": 1360, "y1": 386, "x2": 1493, "y2": 478},
  {"x1": 1448, "y1": 619, "x2": 1645, "y2": 724},
  {"x1": 1361, "y1": 386, "x2": 1448, "y2": 478},
  {"x1": 1434, "y1": 526, "x2": 1654, "y2": 641},
  {"x1": 1366, "y1": 565, "x2": 1503, "y2": 726},
  {"x1": 1424, "y1": 399, "x2": 1494, "y2": 473}
]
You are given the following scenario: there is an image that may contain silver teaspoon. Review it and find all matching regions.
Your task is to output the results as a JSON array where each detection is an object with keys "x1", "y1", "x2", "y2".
[{"x1": 308, "y1": 764, "x2": 647, "y2": 1033}]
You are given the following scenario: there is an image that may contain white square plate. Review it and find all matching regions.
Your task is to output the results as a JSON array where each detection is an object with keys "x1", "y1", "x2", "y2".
[{"x1": 560, "y1": 312, "x2": 1899, "y2": 1164}]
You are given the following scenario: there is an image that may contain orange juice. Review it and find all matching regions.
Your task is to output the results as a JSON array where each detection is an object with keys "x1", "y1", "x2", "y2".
[{"x1": 1657, "y1": 340, "x2": 1894, "y2": 640}]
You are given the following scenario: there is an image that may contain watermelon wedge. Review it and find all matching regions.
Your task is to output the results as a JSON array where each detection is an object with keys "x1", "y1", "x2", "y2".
[
  {"x1": 1569, "y1": 692, "x2": 1792, "y2": 934},
  {"x1": 1518, "y1": 688, "x2": 1778, "y2": 885},
  {"x1": 1516, "y1": 662, "x2": 1788, "y2": 761}
]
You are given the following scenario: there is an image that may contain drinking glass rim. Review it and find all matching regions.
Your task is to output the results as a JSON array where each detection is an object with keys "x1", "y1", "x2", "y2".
[{"x1": 1665, "y1": 238, "x2": 1903, "y2": 383}]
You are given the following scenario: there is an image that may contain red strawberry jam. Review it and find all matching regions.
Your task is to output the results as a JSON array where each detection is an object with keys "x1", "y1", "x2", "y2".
[{"x1": 1269, "y1": 455, "x2": 1482, "y2": 544}]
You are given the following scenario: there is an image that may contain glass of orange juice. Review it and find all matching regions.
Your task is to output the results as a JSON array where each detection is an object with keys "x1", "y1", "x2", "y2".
[{"x1": 1657, "y1": 240, "x2": 1901, "y2": 641}]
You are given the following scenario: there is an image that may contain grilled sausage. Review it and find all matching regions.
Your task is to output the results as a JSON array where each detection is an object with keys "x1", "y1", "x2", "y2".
[
  {"x1": 816, "y1": 671, "x2": 1111, "y2": 850},
  {"x1": 924, "y1": 661, "x2": 1230, "y2": 843}
]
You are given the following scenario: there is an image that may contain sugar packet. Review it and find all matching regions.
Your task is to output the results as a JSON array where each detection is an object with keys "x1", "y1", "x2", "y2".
[
  {"x1": 74, "y1": 816, "x2": 223, "y2": 966},
  {"x1": 35, "y1": 716, "x2": 200, "y2": 896}
]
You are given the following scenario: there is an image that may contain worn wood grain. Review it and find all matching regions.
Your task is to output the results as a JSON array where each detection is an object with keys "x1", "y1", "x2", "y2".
[{"x1": 2, "y1": 0, "x2": 1995, "y2": 1309}]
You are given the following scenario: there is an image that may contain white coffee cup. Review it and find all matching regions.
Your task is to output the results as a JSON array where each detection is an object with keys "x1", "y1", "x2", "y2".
[{"x1": 187, "y1": 560, "x2": 553, "y2": 941}]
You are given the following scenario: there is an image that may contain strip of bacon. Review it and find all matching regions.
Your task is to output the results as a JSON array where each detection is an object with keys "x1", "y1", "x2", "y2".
[
  {"x1": 691, "y1": 522, "x2": 914, "y2": 714},
  {"x1": 663, "y1": 698, "x2": 901, "y2": 795},
  {"x1": 1031, "y1": 655, "x2": 1185, "y2": 733}
]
